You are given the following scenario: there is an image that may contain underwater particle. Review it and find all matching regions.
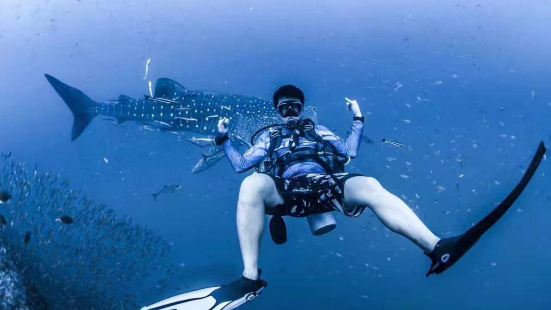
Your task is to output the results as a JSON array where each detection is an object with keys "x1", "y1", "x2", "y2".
[
  {"x1": 24, "y1": 231, "x2": 31, "y2": 245},
  {"x1": 103, "y1": 157, "x2": 109, "y2": 164},
  {"x1": 400, "y1": 174, "x2": 409, "y2": 179},
  {"x1": 393, "y1": 82, "x2": 403, "y2": 92},
  {"x1": 432, "y1": 80, "x2": 443, "y2": 86},
  {"x1": 56, "y1": 215, "x2": 74, "y2": 224},
  {"x1": 0, "y1": 214, "x2": 7, "y2": 225},
  {"x1": 0, "y1": 191, "x2": 12, "y2": 204},
  {"x1": 436, "y1": 186, "x2": 446, "y2": 193}
]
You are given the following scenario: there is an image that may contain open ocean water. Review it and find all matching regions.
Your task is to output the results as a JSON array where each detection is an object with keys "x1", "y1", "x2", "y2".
[{"x1": 0, "y1": 1, "x2": 550, "y2": 309}]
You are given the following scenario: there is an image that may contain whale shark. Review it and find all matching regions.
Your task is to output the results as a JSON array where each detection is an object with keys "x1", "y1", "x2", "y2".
[
  {"x1": 44, "y1": 74, "x2": 282, "y2": 141},
  {"x1": 45, "y1": 74, "x2": 316, "y2": 173}
]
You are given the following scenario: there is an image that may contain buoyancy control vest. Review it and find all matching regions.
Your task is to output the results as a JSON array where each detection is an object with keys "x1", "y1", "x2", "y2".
[
  {"x1": 251, "y1": 118, "x2": 350, "y2": 177},
  {"x1": 251, "y1": 119, "x2": 350, "y2": 245}
]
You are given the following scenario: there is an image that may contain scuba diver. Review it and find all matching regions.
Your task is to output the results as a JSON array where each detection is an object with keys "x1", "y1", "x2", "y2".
[{"x1": 141, "y1": 85, "x2": 546, "y2": 310}]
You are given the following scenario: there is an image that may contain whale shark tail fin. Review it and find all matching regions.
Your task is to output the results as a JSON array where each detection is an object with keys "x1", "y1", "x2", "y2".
[{"x1": 45, "y1": 74, "x2": 97, "y2": 140}]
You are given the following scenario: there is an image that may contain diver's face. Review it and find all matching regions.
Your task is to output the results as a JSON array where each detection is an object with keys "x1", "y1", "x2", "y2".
[{"x1": 276, "y1": 97, "x2": 303, "y2": 123}]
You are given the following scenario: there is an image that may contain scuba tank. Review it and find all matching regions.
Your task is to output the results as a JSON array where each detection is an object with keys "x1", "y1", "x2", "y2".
[{"x1": 307, "y1": 212, "x2": 337, "y2": 235}]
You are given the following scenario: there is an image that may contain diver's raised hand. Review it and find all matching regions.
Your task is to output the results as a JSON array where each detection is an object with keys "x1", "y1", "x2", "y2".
[
  {"x1": 345, "y1": 97, "x2": 362, "y2": 117},
  {"x1": 217, "y1": 117, "x2": 230, "y2": 135}
]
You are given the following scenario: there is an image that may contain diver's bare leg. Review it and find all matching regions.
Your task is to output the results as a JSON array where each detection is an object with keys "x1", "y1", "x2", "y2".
[
  {"x1": 237, "y1": 173, "x2": 284, "y2": 280},
  {"x1": 344, "y1": 176, "x2": 440, "y2": 253}
]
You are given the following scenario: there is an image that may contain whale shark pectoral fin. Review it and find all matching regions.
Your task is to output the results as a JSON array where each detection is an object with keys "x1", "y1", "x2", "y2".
[
  {"x1": 45, "y1": 74, "x2": 98, "y2": 140},
  {"x1": 154, "y1": 78, "x2": 188, "y2": 100}
]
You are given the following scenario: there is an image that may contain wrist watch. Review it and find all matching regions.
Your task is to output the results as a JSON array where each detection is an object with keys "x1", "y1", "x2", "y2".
[{"x1": 214, "y1": 134, "x2": 229, "y2": 145}]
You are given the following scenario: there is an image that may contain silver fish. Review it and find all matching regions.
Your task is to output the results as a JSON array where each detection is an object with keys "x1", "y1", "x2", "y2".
[
  {"x1": 152, "y1": 184, "x2": 183, "y2": 201},
  {"x1": 381, "y1": 138, "x2": 406, "y2": 148},
  {"x1": 191, "y1": 150, "x2": 226, "y2": 174}
]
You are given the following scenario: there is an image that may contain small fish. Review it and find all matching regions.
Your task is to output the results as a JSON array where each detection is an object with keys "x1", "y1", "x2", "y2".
[
  {"x1": 56, "y1": 215, "x2": 75, "y2": 224},
  {"x1": 0, "y1": 191, "x2": 12, "y2": 204},
  {"x1": 154, "y1": 120, "x2": 172, "y2": 127},
  {"x1": 152, "y1": 184, "x2": 183, "y2": 201},
  {"x1": 0, "y1": 215, "x2": 7, "y2": 226},
  {"x1": 381, "y1": 138, "x2": 406, "y2": 148},
  {"x1": 187, "y1": 137, "x2": 215, "y2": 148},
  {"x1": 24, "y1": 231, "x2": 32, "y2": 245},
  {"x1": 191, "y1": 151, "x2": 226, "y2": 174},
  {"x1": 153, "y1": 97, "x2": 177, "y2": 104},
  {"x1": 205, "y1": 115, "x2": 219, "y2": 120},
  {"x1": 174, "y1": 117, "x2": 198, "y2": 122}
]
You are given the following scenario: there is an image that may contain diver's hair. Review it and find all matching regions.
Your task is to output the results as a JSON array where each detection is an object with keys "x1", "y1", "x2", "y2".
[{"x1": 273, "y1": 84, "x2": 305, "y2": 107}]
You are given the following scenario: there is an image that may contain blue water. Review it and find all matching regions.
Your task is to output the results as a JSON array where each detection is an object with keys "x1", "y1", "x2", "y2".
[{"x1": 1, "y1": 1, "x2": 550, "y2": 309}]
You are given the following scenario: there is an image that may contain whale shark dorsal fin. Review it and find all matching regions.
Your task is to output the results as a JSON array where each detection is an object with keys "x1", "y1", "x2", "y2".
[
  {"x1": 154, "y1": 78, "x2": 187, "y2": 100},
  {"x1": 117, "y1": 95, "x2": 136, "y2": 104}
]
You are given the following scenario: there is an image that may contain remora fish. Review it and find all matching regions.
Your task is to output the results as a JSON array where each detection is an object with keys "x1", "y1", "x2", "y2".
[{"x1": 191, "y1": 150, "x2": 226, "y2": 174}]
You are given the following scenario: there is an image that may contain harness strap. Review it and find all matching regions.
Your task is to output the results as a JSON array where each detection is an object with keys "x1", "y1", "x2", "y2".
[{"x1": 261, "y1": 119, "x2": 349, "y2": 181}]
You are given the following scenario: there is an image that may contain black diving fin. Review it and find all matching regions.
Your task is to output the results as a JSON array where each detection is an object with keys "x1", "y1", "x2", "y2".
[
  {"x1": 141, "y1": 275, "x2": 267, "y2": 310},
  {"x1": 426, "y1": 141, "x2": 546, "y2": 276}
]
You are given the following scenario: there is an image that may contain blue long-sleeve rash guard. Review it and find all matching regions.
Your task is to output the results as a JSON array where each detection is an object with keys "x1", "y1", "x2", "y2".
[{"x1": 222, "y1": 119, "x2": 364, "y2": 178}]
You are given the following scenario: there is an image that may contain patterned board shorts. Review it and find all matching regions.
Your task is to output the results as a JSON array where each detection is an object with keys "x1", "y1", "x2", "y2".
[{"x1": 263, "y1": 172, "x2": 366, "y2": 217}]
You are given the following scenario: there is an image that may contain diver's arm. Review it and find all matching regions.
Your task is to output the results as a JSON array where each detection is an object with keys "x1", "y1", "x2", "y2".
[
  {"x1": 216, "y1": 118, "x2": 268, "y2": 173},
  {"x1": 222, "y1": 141, "x2": 268, "y2": 173},
  {"x1": 316, "y1": 98, "x2": 364, "y2": 158},
  {"x1": 317, "y1": 120, "x2": 363, "y2": 158}
]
